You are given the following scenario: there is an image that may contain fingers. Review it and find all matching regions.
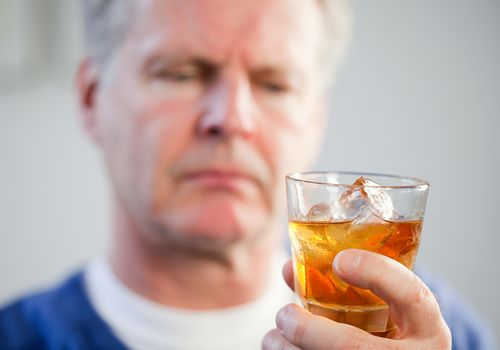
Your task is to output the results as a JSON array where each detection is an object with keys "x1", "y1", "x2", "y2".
[
  {"x1": 262, "y1": 328, "x2": 300, "y2": 350},
  {"x1": 282, "y1": 259, "x2": 294, "y2": 291},
  {"x1": 333, "y1": 249, "x2": 445, "y2": 336},
  {"x1": 272, "y1": 304, "x2": 394, "y2": 350},
  {"x1": 274, "y1": 252, "x2": 450, "y2": 349}
]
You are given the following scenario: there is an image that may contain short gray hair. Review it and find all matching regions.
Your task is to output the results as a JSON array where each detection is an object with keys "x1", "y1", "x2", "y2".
[
  {"x1": 82, "y1": 0, "x2": 352, "y2": 83},
  {"x1": 317, "y1": 0, "x2": 353, "y2": 82},
  {"x1": 82, "y1": 0, "x2": 134, "y2": 66}
]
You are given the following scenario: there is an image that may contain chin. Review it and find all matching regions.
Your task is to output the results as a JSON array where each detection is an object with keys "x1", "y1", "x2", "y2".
[{"x1": 156, "y1": 195, "x2": 269, "y2": 247}]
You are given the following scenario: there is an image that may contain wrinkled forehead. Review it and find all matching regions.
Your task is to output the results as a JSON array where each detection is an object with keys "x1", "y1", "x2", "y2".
[{"x1": 126, "y1": 0, "x2": 323, "y2": 71}]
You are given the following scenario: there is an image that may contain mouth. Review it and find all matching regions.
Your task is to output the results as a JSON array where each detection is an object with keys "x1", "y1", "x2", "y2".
[{"x1": 179, "y1": 169, "x2": 257, "y2": 190}]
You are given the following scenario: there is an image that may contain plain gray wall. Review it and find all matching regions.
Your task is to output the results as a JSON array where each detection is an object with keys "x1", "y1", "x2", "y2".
[{"x1": 1, "y1": 0, "x2": 499, "y2": 337}]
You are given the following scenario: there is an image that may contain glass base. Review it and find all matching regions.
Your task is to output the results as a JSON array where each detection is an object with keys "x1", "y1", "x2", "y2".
[{"x1": 305, "y1": 301, "x2": 395, "y2": 335}]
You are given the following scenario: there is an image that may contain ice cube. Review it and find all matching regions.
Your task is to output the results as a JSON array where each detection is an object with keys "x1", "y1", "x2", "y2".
[
  {"x1": 307, "y1": 203, "x2": 332, "y2": 221},
  {"x1": 352, "y1": 205, "x2": 388, "y2": 225},
  {"x1": 338, "y1": 176, "x2": 396, "y2": 222},
  {"x1": 359, "y1": 177, "x2": 395, "y2": 220},
  {"x1": 335, "y1": 183, "x2": 366, "y2": 221}
]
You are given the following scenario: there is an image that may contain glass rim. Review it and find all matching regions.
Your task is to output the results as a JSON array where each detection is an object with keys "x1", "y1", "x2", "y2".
[{"x1": 286, "y1": 171, "x2": 430, "y2": 190}]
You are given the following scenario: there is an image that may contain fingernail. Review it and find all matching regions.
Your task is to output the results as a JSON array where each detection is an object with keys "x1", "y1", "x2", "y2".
[
  {"x1": 276, "y1": 305, "x2": 290, "y2": 330},
  {"x1": 334, "y1": 250, "x2": 360, "y2": 274}
]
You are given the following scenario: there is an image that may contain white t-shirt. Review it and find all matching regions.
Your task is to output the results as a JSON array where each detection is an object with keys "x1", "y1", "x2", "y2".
[{"x1": 84, "y1": 255, "x2": 293, "y2": 350}]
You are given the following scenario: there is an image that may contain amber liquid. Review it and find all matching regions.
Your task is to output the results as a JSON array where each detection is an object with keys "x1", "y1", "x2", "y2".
[{"x1": 289, "y1": 220, "x2": 422, "y2": 333}]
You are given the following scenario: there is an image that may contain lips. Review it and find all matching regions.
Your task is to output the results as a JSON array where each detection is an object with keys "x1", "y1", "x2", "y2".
[{"x1": 180, "y1": 169, "x2": 257, "y2": 189}]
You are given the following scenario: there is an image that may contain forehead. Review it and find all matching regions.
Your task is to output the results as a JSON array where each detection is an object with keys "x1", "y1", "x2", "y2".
[{"x1": 128, "y1": 0, "x2": 323, "y2": 69}]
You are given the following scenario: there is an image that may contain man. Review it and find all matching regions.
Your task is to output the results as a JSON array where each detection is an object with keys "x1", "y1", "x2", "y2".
[{"x1": 0, "y1": 0, "x2": 495, "y2": 349}]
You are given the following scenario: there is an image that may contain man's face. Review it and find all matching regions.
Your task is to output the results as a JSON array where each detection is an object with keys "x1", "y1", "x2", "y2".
[{"x1": 87, "y1": 0, "x2": 326, "y2": 247}]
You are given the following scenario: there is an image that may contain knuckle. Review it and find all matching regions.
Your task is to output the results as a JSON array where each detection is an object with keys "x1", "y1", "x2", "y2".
[
  {"x1": 412, "y1": 323, "x2": 452, "y2": 350},
  {"x1": 406, "y1": 275, "x2": 448, "y2": 326},
  {"x1": 262, "y1": 329, "x2": 290, "y2": 350},
  {"x1": 341, "y1": 341, "x2": 377, "y2": 350},
  {"x1": 261, "y1": 331, "x2": 272, "y2": 349},
  {"x1": 334, "y1": 332, "x2": 380, "y2": 350},
  {"x1": 286, "y1": 317, "x2": 306, "y2": 345},
  {"x1": 344, "y1": 343, "x2": 365, "y2": 350},
  {"x1": 406, "y1": 273, "x2": 432, "y2": 307},
  {"x1": 261, "y1": 330, "x2": 275, "y2": 350},
  {"x1": 434, "y1": 323, "x2": 452, "y2": 349},
  {"x1": 279, "y1": 306, "x2": 309, "y2": 346},
  {"x1": 438, "y1": 336, "x2": 453, "y2": 350}
]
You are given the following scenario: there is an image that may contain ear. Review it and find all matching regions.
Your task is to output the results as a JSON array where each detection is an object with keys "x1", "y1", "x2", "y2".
[{"x1": 76, "y1": 58, "x2": 101, "y2": 144}]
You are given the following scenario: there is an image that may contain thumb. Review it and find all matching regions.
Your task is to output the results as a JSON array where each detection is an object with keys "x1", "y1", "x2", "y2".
[{"x1": 333, "y1": 249, "x2": 447, "y2": 337}]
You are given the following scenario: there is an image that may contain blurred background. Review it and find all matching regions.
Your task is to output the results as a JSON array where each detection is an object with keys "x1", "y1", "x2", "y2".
[{"x1": 1, "y1": 0, "x2": 499, "y2": 337}]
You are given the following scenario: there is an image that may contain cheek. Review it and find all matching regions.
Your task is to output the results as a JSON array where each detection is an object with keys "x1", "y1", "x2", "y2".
[
  {"x1": 149, "y1": 127, "x2": 188, "y2": 214},
  {"x1": 95, "y1": 87, "x2": 138, "y2": 201},
  {"x1": 134, "y1": 100, "x2": 199, "y2": 212},
  {"x1": 98, "y1": 81, "x2": 199, "y2": 212},
  {"x1": 256, "y1": 119, "x2": 308, "y2": 199},
  {"x1": 256, "y1": 120, "x2": 318, "y2": 217},
  {"x1": 257, "y1": 97, "x2": 323, "y2": 179}
]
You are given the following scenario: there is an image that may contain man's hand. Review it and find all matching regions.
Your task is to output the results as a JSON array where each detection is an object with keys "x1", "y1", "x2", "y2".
[{"x1": 262, "y1": 249, "x2": 451, "y2": 349}]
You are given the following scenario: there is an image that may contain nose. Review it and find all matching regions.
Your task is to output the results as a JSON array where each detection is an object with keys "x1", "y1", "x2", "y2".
[{"x1": 197, "y1": 71, "x2": 256, "y2": 139}]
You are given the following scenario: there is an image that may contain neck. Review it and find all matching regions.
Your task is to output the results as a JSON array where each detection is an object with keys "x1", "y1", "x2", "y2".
[{"x1": 109, "y1": 203, "x2": 282, "y2": 309}]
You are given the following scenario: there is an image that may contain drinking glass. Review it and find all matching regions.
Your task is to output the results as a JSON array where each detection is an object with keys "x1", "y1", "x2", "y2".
[{"x1": 286, "y1": 171, "x2": 429, "y2": 334}]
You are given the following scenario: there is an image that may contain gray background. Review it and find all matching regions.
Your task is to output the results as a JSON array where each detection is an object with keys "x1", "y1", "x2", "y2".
[{"x1": 1, "y1": 0, "x2": 499, "y2": 338}]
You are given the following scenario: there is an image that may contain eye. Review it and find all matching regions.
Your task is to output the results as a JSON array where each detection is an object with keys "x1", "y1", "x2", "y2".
[
  {"x1": 259, "y1": 81, "x2": 290, "y2": 94},
  {"x1": 262, "y1": 82, "x2": 287, "y2": 93},
  {"x1": 155, "y1": 69, "x2": 198, "y2": 82}
]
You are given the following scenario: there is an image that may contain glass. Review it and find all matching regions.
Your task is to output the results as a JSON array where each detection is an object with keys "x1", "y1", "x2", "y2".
[{"x1": 286, "y1": 171, "x2": 429, "y2": 334}]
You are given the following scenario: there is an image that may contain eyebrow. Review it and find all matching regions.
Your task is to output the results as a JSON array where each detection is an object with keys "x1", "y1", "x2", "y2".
[
  {"x1": 143, "y1": 53, "x2": 300, "y2": 83},
  {"x1": 251, "y1": 66, "x2": 292, "y2": 78},
  {"x1": 250, "y1": 66, "x2": 302, "y2": 89},
  {"x1": 143, "y1": 54, "x2": 217, "y2": 69}
]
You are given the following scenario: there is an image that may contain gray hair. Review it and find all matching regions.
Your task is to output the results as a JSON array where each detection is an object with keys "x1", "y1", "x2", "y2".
[
  {"x1": 82, "y1": 0, "x2": 352, "y2": 84},
  {"x1": 317, "y1": 0, "x2": 353, "y2": 83},
  {"x1": 82, "y1": 0, "x2": 134, "y2": 67}
]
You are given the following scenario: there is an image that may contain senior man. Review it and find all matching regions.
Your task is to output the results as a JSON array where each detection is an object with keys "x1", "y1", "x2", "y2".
[{"x1": 0, "y1": 0, "x2": 495, "y2": 349}]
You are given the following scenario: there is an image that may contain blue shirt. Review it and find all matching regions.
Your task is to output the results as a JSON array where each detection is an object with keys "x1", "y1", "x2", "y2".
[{"x1": 0, "y1": 269, "x2": 496, "y2": 349}]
